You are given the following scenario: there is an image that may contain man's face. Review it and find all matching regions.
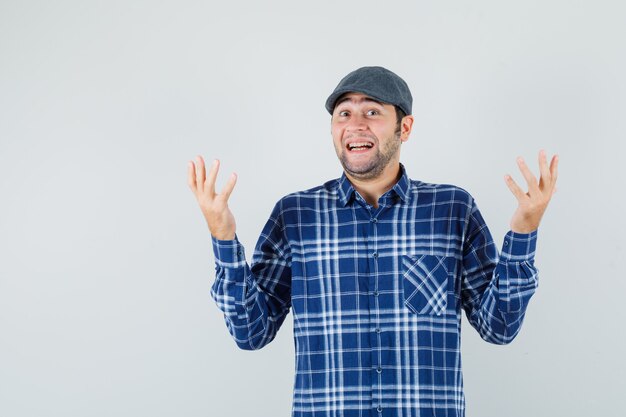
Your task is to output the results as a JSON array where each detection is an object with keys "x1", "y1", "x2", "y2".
[{"x1": 331, "y1": 92, "x2": 404, "y2": 181}]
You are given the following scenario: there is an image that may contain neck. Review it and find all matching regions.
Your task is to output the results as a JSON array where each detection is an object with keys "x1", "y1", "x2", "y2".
[{"x1": 346, "y1": 163, "x2": 402, "y2": 208}]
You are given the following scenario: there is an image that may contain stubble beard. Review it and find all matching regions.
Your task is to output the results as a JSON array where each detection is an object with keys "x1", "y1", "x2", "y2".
[{"x1": 338, "y1": 132, "x2": 402, "y2": 181}]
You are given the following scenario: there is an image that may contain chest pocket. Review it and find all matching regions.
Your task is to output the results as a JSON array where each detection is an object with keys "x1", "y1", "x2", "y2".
[{"x1": 401, "y1": 254, "x2": 450, "y2": 316}]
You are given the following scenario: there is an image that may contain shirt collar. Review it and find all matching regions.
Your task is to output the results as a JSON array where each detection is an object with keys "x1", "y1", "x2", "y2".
[{"x1": 337, "y1": 163, "x2": 412, "y2": 207}]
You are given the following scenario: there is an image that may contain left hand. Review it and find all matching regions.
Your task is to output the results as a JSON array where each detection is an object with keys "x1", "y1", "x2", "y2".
[{"x1": 505, "y1": 150, "x2": 559, "y2": 233}]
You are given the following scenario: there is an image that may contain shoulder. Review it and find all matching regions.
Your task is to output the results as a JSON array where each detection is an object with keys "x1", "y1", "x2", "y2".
[
  {"x1": 272, "y1": 178, "x2": 342, "y2": 214},
  {"x1": 409, "y1": 179, "x2": 475, "y2": 209}
]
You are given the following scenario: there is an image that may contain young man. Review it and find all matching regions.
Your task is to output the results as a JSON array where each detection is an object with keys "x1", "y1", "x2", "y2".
[{"x1": 188, "y1": 66, "x2": 558, "y2": 417}]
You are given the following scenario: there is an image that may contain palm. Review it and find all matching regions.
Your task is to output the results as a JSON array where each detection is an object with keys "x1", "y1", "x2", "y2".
[
  {"x1": 505, "y1": 150, "x2": 558, "y2": 233},
  {"x1": 188, "y1": 156, "x2": 238, "y2": 240}
]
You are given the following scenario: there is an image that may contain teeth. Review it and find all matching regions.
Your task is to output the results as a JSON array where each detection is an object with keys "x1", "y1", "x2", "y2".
[{"x1": 349, "y1": 143, "x2": 373, "y2": 149}]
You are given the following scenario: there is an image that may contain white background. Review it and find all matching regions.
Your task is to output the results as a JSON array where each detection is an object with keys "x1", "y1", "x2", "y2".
[{"x1": 1, "y1": 1, "x2": 625, "y2": 416}]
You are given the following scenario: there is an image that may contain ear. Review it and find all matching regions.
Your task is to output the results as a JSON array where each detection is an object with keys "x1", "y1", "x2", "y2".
[{"x1": 400, "y1": 115, "x2": 414, "y2": 142}]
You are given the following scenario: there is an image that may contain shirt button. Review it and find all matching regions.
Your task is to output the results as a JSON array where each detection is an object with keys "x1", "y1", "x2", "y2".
[
  {"x1": 237, "y1": 250, "x2": 242, "y2": 256},
  {"x1": 373, "y1": 290, "x2": 379, "y2": 296},
  {"x1": 372, "y1": 252, "x2": 378, "y2": 259},
  {"x1": 504, "y1": 240, "x2": 509, "y2": 246},
  {"x1": 375, "y1": 328, "x2": 381, "y2": 333},
  {"x1": 377, "y1": 406, "x2": 383, "y2": 413},
  {"x1": 370, "y1": 218, "x2": 378, "y2": 223},
  {"x1": 376, "y1": 367, "x2": 382, "y2": 374}
]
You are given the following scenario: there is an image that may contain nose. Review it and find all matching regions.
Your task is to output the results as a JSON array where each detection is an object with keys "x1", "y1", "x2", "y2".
[{"x1": 346, "y1": 112, "x2": 368, "y2": 132}]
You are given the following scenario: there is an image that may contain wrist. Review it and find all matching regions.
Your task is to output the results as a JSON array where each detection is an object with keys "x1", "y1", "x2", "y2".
[
  {"x1": 210, "y1": 230, "x2": 236, "y2": 240},
  {"x1": 510, "y1": 226, "x2": 538, "y2": 234},
  {"x1": 510, "y1": 218, "x2": 540, "y2": 234},
  {"x1": 206, "y1": 221, "x2": 236, "y2": 240}
]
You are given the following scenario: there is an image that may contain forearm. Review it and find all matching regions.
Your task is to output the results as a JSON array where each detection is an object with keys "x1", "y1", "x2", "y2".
[
  {"x1": 210, "y1": 236, "x2": 285, "y2": 350},
  {"x1": 464, "y1": 230, "x2": 539, "y2": 344}
]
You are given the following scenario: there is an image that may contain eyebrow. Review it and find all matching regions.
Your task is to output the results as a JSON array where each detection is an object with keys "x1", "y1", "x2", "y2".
[{"x1": 335, "y1": 96, "x2": 385, "y2": 108}]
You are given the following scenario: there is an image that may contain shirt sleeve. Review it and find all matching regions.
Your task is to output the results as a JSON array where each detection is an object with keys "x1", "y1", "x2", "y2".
[
  {"x1": 210, "y1": 201, "x2": 292, "y2": 350},
  {"x1": 460, "y1": 198, "x2": 539, "y2": 345}
]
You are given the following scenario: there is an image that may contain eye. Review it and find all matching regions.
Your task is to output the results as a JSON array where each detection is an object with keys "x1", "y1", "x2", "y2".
[
  {"x1": 338, "y1": 110, "x2": 349, "y2": 117},
  {"x1": 366, "y1": 109, "x2": 379, "y2": 116}
]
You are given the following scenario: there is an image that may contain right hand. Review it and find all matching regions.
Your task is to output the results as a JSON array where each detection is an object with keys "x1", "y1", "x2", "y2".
[{"x1": 187, "y1": 156, "x2": 237, "y2": 240}]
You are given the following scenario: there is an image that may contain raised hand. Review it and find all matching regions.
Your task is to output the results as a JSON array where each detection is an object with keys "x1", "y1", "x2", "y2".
[
  {"x1": 505, "y1": 150, "x2": 559, "y2": 234},
  {"x1": 187, "y1": 156, "x2": 237, "y2": 240}
]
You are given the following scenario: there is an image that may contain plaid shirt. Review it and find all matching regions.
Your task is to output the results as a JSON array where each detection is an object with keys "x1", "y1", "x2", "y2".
[{"x1": 211, "y1": 164, "x2": 538, "y2": 417}]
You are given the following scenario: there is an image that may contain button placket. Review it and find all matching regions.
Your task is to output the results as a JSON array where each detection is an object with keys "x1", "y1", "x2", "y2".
[{"x1": 366, "y1": 208, "x2": 383, "y2": 415}]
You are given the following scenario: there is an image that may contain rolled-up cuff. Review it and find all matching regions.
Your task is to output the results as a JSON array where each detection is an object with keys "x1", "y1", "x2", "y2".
[
  {"x1": 499, "y1": 230, "x2": 537, "y2": 262},
  {"x1": 211, "y1": 234, "x2": 246, "y2": 268}
]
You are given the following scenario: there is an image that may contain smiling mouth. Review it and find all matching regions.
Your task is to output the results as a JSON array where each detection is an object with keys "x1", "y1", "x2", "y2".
[{"x1": 347, "y1": 142, "x2": 374, "y2": 151}]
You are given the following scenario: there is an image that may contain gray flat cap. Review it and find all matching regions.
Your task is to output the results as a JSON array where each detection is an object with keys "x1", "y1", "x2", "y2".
[{"x1": 325, "y1": 66, "x2": 412, "y2": 115}]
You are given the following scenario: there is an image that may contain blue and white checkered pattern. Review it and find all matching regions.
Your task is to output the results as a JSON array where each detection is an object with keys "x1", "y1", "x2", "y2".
[{"x1": 211, "y1": 165, "x2": 538, "y2": 417}]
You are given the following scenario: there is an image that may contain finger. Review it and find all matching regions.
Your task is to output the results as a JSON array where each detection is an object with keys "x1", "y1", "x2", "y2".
[
  {"x1": 504, "y1": 174, "x2": 527, "y2": 201},
  {"x1": 187, "y1": 161, "x2": 197, "y2": 192},
  {"x1": 219, "y1": 172, "x2": 238, "y2": 201},
  {"x1": 205, "y1": 158, "x2": 220, "y2": 197},
  {"x1": 537, "y1": 149, "x2": 551, "y2": 191},
  {"x1": 549, "y1": 154, "x2": 559, "y2": 187},
  {"x1": 516, "y1": 157, "x2": 540, "y2": 195},
  {"x1": 194, "y1": 155, "x2": 207, "y2": 192}
]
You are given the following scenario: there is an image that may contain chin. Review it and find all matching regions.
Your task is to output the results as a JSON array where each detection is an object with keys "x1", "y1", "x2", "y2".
[{"x1": 345, "y1": 165, "x2": 384, "y2": 180}]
